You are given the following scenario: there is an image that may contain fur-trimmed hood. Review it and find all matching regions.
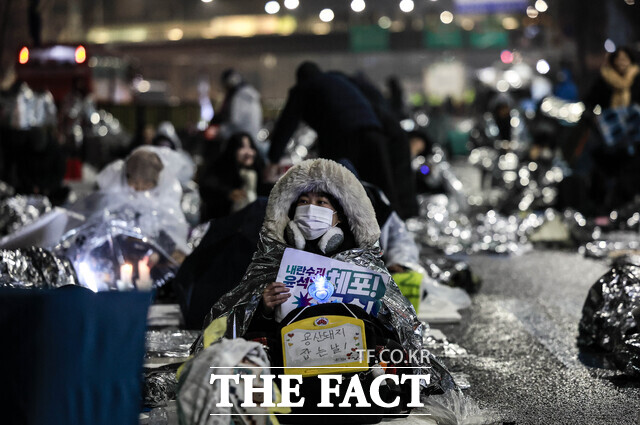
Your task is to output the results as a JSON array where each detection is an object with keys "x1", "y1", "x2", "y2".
[{"x1": 262, "y1": 159, "x2": 380, "y2": 247}]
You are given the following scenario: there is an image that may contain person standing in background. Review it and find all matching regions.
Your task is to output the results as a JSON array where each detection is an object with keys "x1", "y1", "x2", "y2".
[
  {"x1": 211, "y1": 69, "x2": 263, "y2": 142},
  {"x1": 267, "y1": 61, "x2": 399, "y2": 210}
]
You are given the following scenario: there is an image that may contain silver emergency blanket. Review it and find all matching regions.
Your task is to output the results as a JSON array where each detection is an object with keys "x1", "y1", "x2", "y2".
[
  {"x1": 177, "y1": 338, "x2": 275, "y2": 425},
  {"x1": 0, "y1": 247, "x2": 78, "y2": 288},
  {"x1": 53, "y1": 210, "x2": 179, "y2": 291},
  {"x1": 146, "y1": 330, "x2": 201, "y2": 358},
  {"x1": 0, "y1": 181, "x2": 15, "y2": 200},
  {"x1": 578, "y1": 258, "x2": 640, "y2": 377},
  {"x1": 95, "y1": 146, "x2": 191, "y2": 254},
  {"x1": 407, "y1": 194, "x2": 544, "y2": 255},
  {"x1": 144, "y1": 366, "x2": 180, "y2": 408},
  {"x1": 187, "y1": 222, "x2": 210, "y2": 252},
  {"x1": 0, "y1": 195, "x2": 52, "y2": 237},
  {"x1": 203, "y1": 232, "x2": 457, "y2": 395}
]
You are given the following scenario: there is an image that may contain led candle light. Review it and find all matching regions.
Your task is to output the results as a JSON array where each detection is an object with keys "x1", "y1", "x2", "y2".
[{"x1": 137, "y1": 258, "x2": 152, "y2": 290}]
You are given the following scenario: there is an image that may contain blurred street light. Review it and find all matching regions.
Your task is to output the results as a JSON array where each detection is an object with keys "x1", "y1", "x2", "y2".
[
  {"x1": 535, "y1": 0, "x2": 548, "y2": 12},
  {"x1": 399, "y1": 0, "x2": 414, "y2": 13},
  {"x1": 284, "y1": 0, "x2": 299, "y2": 10},
  {"x1": 351, "y1": 0, "x2": 365, "y2": 13},
  {"x1": 440, "y1": 11, "x2": 454, "y2": 24},
  {"x1": 319, "y1": 8, "x2": 334, "y2": 22},
  {"x1": 265, "y1": 1, "x2": 280, "y2": 14}
]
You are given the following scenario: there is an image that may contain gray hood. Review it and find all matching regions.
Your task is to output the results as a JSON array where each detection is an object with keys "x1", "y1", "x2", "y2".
[{"x1": 263, "y1": 158, "x2": 380, "y2": 247}]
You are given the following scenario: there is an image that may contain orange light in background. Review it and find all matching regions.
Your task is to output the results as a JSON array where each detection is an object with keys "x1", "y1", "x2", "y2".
[
  {"x1": 19, "y1": 46, "x2": 29, "y2": 64},
  {"x1": 75, "y1": 45, "x2": 86, "y2": 63}
]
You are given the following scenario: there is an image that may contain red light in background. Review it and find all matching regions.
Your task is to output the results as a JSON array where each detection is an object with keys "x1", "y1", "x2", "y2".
[
  {"x1": 500, "y1": 50, "x2": 514, "y2": 64},
  {"x1": 75, "y1": 45, "x2": 86, "y2": 64},
  {"x1": 19, "y1": 46, "x2": 29, "y2": 64}
]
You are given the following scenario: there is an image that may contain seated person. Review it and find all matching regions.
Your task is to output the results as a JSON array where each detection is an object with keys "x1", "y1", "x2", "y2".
[
  {"x1": 90, "y1": 146, "x2": 191, "y2": 262},
  {"x1": 205, "y1": 159, "x2": 421, "y2": 350}
]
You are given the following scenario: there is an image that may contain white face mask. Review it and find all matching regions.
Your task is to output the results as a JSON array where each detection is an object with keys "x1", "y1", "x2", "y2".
[{"x1": 294, "y1": 204, "x2": 336, "y2": 240}]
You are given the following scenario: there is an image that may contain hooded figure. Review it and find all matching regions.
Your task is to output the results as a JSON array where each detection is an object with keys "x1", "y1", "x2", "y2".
[
  {"x1": 87, "y1": 146, "x2": 190, "y2": 255},
  {"x1": 203, "y1": 159, "x2": 455, "y2": 395}
]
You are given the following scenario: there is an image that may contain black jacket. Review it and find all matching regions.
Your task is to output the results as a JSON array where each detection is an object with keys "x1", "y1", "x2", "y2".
[{"x1": 268, "y1": 72, "x2": 381, "y2": 163}]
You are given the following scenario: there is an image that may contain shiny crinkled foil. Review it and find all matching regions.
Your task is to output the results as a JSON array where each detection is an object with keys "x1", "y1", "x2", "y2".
[
  {"x1": 407, "y1": 194, "x2": 544, "y2": 255},
  {"x1": 0, "y1": 195, "x2": 51, "y2": 237},
  {"x1": 0, "y1": 181, "x2": 15, "y2": 200},
  {"x1": 578, "y1": 258, "x2": 640, "y2": 377},
  {"x1": 0, "y1": 247, "x2": 79, "y2": 289},
  {"x1": 201, "y1": 232, "x2": 457, "y2": 395},
  {"x1": 53, "y1": 211, "x2": 179, "y2": 291},
  {"x1": 143, "y1": 367, "x2": 179, "y2": 408},
  {"x1": 187, "y1": 222, "x2": 210, "y2": 252},
  {"x1": 146, "y1": 329, "x2": 201, "y2": 358}
]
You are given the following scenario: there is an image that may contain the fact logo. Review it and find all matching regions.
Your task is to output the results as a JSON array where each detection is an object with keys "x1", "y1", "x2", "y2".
[{"x1": 209, "y1": 373, "x2": 431, "y2": 409}]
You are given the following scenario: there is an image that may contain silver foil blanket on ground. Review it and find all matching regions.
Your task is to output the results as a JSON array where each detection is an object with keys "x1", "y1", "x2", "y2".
[
  {"x1": 202, "y1": 232, "x2": 457, "y2": 395},
  {"x1": 143, "y1": 366, "x2": 180, "y2": 408},
  {"x1": 53, "y1": 212, "x2": 179, "y2": 291},
  {"x1": 146, "y1": 329, "x2": 201, "y2": 358},
  {"x1": 0, "y1": 247, "x2": 79, "y2": 288},
  {"x1": 0, "y1": 195, "x2": 51, "y2": 237},
  {"x1": 578, "y1": 259, "x2": 640, "y2": 377},
  {"x1": 408, "y1": 194, "x2": 544, "y2": 255}
]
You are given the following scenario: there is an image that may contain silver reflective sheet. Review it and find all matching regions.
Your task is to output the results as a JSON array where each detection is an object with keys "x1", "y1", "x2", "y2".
[
  {"x1": 578, "y1": 258, "x2": 640, "y2": 377},
  {"x1": 203, "y1": 231, "x2": 457, "y2": 394},
  {"x1": 144, "y1": 370, "x2": 178, "y2": 408},
  {"x1": 0, "y1": 247, "x2": 78, "y2": 288},
  {"x1": 0, "y1": 195, "x2": 52, "y2": 237},
  {"x1": 146, "y1": 329, "x2": 201, "y2": 358},
  {"x1": 53, "y1": 210, "x2": 179, "y2": 291}
]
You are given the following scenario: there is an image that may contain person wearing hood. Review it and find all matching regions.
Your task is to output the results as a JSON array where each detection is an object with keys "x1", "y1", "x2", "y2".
[
  {"x1": 202, "y1": 158, "x2": 456, "y2": 395},
  {"x1": 151, "y1": 121, "x2": 196, "y2": 187},
  {"x1": 211, "y1": 69, "x2": 263, "y2": 142},
  {"x1": 90, "y1": 145, "x2": 191, "y2": 260},
  {"x1": 267, "y1": 61, "x2": 399, "y2": 210}
]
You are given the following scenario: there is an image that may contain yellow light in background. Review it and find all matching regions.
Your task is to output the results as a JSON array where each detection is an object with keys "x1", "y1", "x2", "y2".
[
  {"x1": 440, "y1": 11, "x2": 454, "y2": 24},
  {"x1": 460, "y1": 18, "x2": 474, "y2": 31},
  {"x1": 501, "y1": 17, "x2": 519, "y2": 30},
  {"x1": 19, "y1": 46, "x2": 29, "y2": 64},
  {"x1": 167, "y1": 28, "x2": 184, "y2": 41},
  {"x1": 75, "y1": 45, "x2": 87, "y2": 63},
  {"x1": 312, "y1": 22, "x2": 331, "y2": 35}
]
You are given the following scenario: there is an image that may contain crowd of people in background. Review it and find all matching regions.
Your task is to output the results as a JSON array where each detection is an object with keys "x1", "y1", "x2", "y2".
[{"x1": 1, "y1": 46, "x2": 640, "y2": 260}]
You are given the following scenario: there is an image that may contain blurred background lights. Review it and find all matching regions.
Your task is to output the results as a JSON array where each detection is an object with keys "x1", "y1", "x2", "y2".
[
  {"x1": 460, "y1": 18, "x2": 474, "y2": 30},
  {"x1": 319, "y1": 8, "x2": 334, "y2": 22},
  {"x1": 378, "y1": 16, "x2": 391, "y2": 29},
  {"x1": 201, "y1": 0, "x2": 213, "y2": 3},
  {"x1": 440, "y1": 11, "x2": 454, "y2": 24},
  {"x1": 265, "y1": 1, "x2": 280, "y2": 14},
  {"x1": 500, "y1": 50, "x2": 514, "y2": 64},
  {"x1": 167, "y1": 28, "x2": 183, "y2": 41},
  {"x1": 526, "y1": 6, "x2": 539, "y2": 18},
  {"x1": 502, "y1": 16, "x2": 519, "y2": 30},
  {"x1": 535, "y1": 0, "x2": 548, "y2": 12},
  {"x1": 399, "y1": 0, "x2": 415, "y2": 13},
  {"x1": 604, "y1": 39, "x2": 616, "y2": 53},
  {"x1": 351, "y1": 0, "x2": 366, "y2": 13},
  {"x1": 536, "y1": 59, "x2": 550, "y2": 74},
  {"x1": 284, "y1": 0, "x2": 299, "y2": 9},
  {"x1": 19, "y1": 46, "x2": 29, "y2": 64}
]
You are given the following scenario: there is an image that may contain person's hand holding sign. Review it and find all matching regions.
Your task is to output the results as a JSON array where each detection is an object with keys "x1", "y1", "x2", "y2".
[{"x1": 262, "y1": 282, "x2": 291, "y2": 316}]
